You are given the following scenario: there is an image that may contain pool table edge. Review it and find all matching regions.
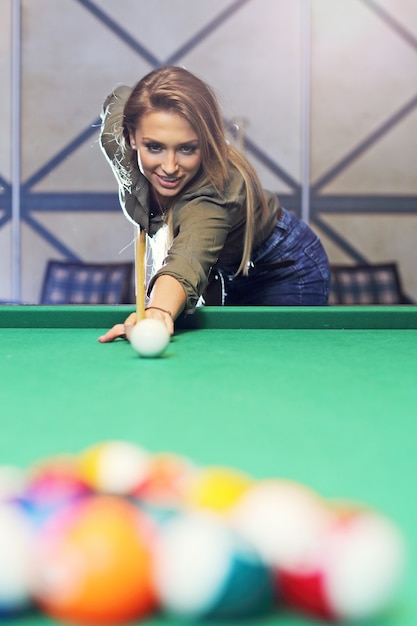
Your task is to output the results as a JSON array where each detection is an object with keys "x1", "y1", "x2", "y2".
[{"x1": 0, "y1": 305, "x2": 416, "y2": 329}]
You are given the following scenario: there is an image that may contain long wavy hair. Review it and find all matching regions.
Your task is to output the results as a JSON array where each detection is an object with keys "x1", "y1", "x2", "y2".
[{"x1": 122, "y1": 66, "x2": 268, "y2": 275}]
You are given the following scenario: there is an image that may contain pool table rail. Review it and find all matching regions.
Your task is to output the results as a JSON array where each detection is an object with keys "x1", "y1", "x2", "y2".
[{"x1": 0, "y1": 305, "x2": 416, "y2": 330}]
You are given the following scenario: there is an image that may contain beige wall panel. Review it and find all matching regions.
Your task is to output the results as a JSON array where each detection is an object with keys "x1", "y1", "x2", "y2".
[
  {"x1": 34, "y1": 212, "x2": 135, "y2": 262},
  {"x1": 180, "y1": 0, "x2": 303, "y2": 188},
  {"x1": 249, "y1": 154, "x2": 295, "y2": 194},
  {"x1": 320, "y1": 106, "x2": 417, "y2": 194},
  {"x1": 21, "y1": 0, "x2": 151, "y2": 184},
  {"x1": 96, "y1": 0, "x2": 230, "y2": 59},
  {"x1": 310, "y1": 0, "x2": 417, "y2": 185},
  {"x1": 322, "y1": 214, "x2": 417, "y2": 300},
  {"x1": 21, "y1": 212, "x2": 135, "y2": 303},
  {"x1": 377, "y1": 0, "x2": 417, "y2": 37},
  {"x1": 31, "y1": 137, "x2": 121, "y2": 192}
]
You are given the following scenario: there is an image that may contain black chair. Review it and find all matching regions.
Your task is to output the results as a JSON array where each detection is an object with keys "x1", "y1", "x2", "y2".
[
  {"x1": 329, "y1": 262, "x2": 410, "y2": 305},
  {"x1": 40, "y1": 260, "x2": 134, "y2": 305}
]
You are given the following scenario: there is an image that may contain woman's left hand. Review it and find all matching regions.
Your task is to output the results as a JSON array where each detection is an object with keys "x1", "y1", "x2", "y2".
[{"x1": 97, "y1": 312, "x2": 136, "y2": 343}]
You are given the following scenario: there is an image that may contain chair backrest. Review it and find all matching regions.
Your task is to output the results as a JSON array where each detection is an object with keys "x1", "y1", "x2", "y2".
[
  {"x1": 329, "y1": 262, "x2": 409, "y2": 305},
  {"x1": 40, "y1": 260, "x2": 134, "y2": 305}
]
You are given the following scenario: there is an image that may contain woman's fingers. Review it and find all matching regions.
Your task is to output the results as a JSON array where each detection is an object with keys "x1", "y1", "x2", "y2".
[{"x1": 97, "y1": 323, "x2": 127, "y2": 343}]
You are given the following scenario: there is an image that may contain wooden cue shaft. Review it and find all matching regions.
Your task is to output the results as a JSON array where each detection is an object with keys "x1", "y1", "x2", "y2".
[{"x1": 135, "y1": 226, "x2": 146, "y2": 320}]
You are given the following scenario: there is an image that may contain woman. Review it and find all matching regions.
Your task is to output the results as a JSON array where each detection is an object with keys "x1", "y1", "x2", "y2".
[{"x1": 98, "y1": 66, "x2": 329, "y2": 342}]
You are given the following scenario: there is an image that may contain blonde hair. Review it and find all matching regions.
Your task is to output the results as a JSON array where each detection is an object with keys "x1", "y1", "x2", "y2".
[{"x1": 122, "y1": 66, "x2": 268, "y2": 275}]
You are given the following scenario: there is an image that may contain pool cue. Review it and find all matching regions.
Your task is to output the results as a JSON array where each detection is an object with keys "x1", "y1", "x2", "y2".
[{"x1": 135, "y1": 226, "x2": 146, "y2": 321}]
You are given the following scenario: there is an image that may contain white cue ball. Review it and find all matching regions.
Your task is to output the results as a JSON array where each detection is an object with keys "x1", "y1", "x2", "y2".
[{"x1": 130, "y1": 318, "x2": 170, "y2": 358}]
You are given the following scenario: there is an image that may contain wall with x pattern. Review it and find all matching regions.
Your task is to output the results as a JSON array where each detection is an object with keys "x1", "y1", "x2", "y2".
[{"x1": 1, "y1": 0, "x2": 416, "y2": 303}]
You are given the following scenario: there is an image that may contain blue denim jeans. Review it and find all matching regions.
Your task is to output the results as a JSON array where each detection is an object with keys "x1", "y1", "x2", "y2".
[{"x1": 218, "y1": 208, "x2": 330, "y2": 306}]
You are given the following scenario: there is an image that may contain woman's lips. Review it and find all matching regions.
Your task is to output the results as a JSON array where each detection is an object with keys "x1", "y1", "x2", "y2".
[{"x1": 156, "y1": 174, "x2": 182, "y2": 189}]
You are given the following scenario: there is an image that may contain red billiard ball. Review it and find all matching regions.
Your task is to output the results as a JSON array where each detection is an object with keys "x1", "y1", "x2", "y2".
[{"x1": 279, "y1": 504, "x2": 407, "y2": 622}]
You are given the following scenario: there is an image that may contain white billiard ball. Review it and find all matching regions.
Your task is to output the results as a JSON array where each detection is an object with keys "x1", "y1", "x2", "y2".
[{"x1": 130, "y1": 319, "x2": 170, "y2": 358}]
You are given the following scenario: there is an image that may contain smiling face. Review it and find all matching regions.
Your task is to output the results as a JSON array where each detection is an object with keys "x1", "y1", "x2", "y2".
[{"x1": 130, "y1": 110, "x2": 202, "y2": 202}]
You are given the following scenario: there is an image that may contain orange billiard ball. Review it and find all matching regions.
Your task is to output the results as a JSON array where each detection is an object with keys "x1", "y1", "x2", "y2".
[{"x1": 32, "y1": 495, "x2": 158, "y2": 624}]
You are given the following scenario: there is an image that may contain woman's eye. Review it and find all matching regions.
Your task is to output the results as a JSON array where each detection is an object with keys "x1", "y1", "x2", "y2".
[
  {"x1": 180, "y1": 145, "x2": 197, "y2": 154},
  {"x1": 145, "y1": 143, "x2": 162, "y2": 153}
]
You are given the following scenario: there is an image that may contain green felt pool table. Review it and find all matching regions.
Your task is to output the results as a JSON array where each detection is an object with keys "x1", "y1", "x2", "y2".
[{"x1": 0, "y1": 305, "x2": 417, "y2": 626}]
